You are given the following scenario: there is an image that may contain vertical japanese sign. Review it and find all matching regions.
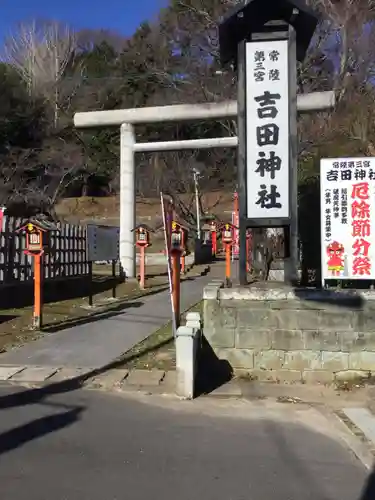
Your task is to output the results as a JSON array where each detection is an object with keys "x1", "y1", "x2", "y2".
[
  {"x1": 320, "y1": 158, "x2": 375, "y2": 281},
  {"x1": 245, "y1": 40, "x2": 289, "y2": 219}
]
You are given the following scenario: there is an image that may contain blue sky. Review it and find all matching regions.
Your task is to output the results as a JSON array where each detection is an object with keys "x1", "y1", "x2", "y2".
[{"x1": 1, "y1": 0, "x2": 168, "y2": 44}]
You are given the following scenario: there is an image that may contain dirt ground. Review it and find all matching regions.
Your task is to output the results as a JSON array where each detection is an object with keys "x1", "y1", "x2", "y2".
[
  {"x1": 54, "y1": 193, "x2": 235, "y2": 254},
  {"x1": 55, "y1": 192, "x2": 234, "y2": 227}
]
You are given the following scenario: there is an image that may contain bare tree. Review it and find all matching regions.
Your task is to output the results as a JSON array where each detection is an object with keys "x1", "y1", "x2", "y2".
[
  {"x1": 4, "y1": 20, "x2": 77, "y2": 127},
  {"x1": 76, "y1": 28, "x2": 128, "y2": 53},
  {"x1": 308, "y1": 0, "x2": 375, "y2": 100}
]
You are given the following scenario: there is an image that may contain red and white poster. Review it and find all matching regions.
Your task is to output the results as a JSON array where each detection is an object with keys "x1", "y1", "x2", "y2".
[
  {"x1": 320, "y1": 157, "x2": 375, "y2": 282},
  {"x1": 0, "y1": 207, "x2": 4, "y2": 232}
]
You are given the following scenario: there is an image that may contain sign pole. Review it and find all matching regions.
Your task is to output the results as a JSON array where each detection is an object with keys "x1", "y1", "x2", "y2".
[
  {"x1": 225, "y1": 243, "x2": 232, "y2": 284},
  {"x1": 33, "y1": 253, "x2": 43, "y2": 329},
  {"x1": 88, "y1": 261, "x2": 93, "y2": 306},
  {"x1": 211, "y1": 229, "x2": 217, "y2": 256},
  {"x1": 180, "y1": 231, "x2": 186, "y2": 274},
  {"x1": 246, "y1": 232, "x2": 251, "y2": 272},
  {"x1": 112, "y1": 260, "x2": 117, "y2": 298},
  {"x1": 160, "y1": 193, "x2": 177, "y2": 335},
  {"x1": 139, "y1": 246, "x2": 146, "y2": 289},
  {"x1": 171, "y1": 250, "x2": 181, "y2": 329},
  {"x1": 284, "y1": 25, "x2": 298, "y2": 284},
  {"x1": 237, "y1": 40, "x2": 248, "y2": 286}
]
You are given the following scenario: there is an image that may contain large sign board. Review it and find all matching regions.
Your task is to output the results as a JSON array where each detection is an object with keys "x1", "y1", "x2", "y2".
[
  {"x1": 320, "y1": 157, "x2": 375, "y2": 281},
  {"x1": 87, "y1": 224, "x2": 119, "y2": 262},
  {"x1": 245, "y1": 39, "x2": 290, "y2": 220}
]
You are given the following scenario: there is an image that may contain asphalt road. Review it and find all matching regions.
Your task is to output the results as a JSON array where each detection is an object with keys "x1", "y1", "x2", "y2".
[{"x1": 0, "y1": 385, "x2": 371, "y2": 500}]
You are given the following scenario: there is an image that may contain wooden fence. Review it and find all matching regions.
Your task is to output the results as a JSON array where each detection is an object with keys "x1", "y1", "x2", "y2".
[{"x1": 0, "y1": 216, "x2": 89, "y2": 284}]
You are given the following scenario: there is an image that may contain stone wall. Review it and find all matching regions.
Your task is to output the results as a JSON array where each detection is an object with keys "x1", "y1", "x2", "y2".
[{"x1": 203, "y1": 282, "x2": 375, "y2": 383}]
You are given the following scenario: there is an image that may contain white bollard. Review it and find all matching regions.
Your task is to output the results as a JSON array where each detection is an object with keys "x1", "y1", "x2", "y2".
[
  {"x1": 175, "y1": 325, "x2": 200, "y2": 399},
  {"x1": 185, "y1": 311, "x2": 201, "y2": 330}
]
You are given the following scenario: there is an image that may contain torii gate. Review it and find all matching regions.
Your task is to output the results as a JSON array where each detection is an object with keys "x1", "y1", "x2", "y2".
[{"x1": 74, "y1": 90, "x2": 334, "y2": 278}]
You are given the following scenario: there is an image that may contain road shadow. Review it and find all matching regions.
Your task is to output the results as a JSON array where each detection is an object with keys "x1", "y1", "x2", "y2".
[
  {"x1": 109, "y1": 336, "x2": 174, "y2": 369},
  {"x1": 359, "y1": 466, "x2": 375, "y2": 500},
  {"x1": 40, "y1": 281, "x2": 175, "y2": 332},
  {"x1": 0, "y1": 405, "x2": 84, "y2": 456},
  {"x1": 147, "y1": 270, "x2": 169, "y2": 278},
  {"x1": 0, "y1": 274, "x2": 123, "y2": 310},
  {"x1": 0, "y1": 261, "x2": 209, "y2": 312},
  {"x1": 0, "y1": 371, "x2": 97, "y2": 411},
  {"x1": 198, "y1": 265, "x2": 210, "y2": 277},
  {"x1": 293, "y1": 287, "x2": 364, "y2": 310},
  {"x1": 0, "y1": 315, "x2": 18, "y2": 324},
  {"x1": 0, "y1": 282, "x2": 170, "y2": 334},
  {"x1": 42, "y1": 301, "x2": 144, "y2": 333},
  {"x1": 195, "y1": 334, "x2": 233, "y2": 397}
]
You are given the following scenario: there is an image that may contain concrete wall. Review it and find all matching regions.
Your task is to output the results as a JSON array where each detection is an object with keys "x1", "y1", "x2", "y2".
[{"x1": 203, "y1": 282, "x2": 375, "y2": 384}]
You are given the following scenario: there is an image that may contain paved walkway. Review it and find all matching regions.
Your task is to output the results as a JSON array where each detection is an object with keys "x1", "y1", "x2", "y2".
[
  {"x1": 0, "y1": 386, "x2": 368, "y2": 500},
  {"x1": 0, "y1": 262, "x2": 227, "y2": 370}
]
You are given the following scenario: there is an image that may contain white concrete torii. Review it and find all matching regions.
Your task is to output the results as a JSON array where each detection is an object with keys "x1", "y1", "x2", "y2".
[{"x1": 74, "y1": 91, "x2": 335, "y2": 278}]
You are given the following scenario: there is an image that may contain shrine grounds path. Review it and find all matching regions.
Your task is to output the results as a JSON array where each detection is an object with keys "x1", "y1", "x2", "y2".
[{"x1": 0, "y1": 261, "x2": 229, "y2": 370}]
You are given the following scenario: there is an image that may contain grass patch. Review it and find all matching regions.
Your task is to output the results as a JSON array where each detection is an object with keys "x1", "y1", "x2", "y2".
[{"x1": 116, "y1": 301, "x2": 203, "y2": 371}]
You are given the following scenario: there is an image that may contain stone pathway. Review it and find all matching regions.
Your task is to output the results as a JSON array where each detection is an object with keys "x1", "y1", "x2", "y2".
[
  {"x1": 0, "y1": 262, "x2": 228, "y2": 384},
  {"x1": 0, "y1": 366, "x2": 175, "y2": 393}
]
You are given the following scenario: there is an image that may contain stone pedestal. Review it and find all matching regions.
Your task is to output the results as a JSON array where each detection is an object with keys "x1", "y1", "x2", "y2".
[{"x1": 203, "y1": 281, "x2": 375, "y2": 383}]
